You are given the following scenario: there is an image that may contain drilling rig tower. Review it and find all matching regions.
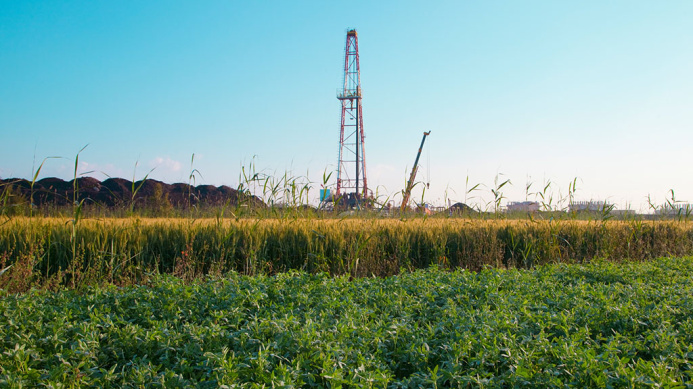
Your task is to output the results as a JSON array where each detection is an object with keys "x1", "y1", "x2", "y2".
[{"x1": 336, "y1": 29, "x2": 368, "y2": 207}]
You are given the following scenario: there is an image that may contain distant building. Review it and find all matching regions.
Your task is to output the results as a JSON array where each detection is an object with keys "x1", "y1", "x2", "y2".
[
  {"x1": 655, "y1": 203, "x2": 693, "y2": 216},
  {"x1": 569, "y1": 200, "x2": 612, "y2": 213},
  {"x1": 611, "y1": 209, "x2": 636, "y2": 217},
  {"x1": 506, "y1": 201, "x2": 540, "y2": 212}
]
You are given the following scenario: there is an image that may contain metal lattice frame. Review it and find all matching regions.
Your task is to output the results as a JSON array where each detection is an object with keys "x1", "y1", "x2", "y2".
[{"x1": 336, "y1": 29, "x2": 367, "y2": 197}]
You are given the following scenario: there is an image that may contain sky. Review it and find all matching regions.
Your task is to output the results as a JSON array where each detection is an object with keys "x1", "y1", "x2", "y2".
[{"x1": 1, "y1": 1, "x2": 692, "y2": 212}]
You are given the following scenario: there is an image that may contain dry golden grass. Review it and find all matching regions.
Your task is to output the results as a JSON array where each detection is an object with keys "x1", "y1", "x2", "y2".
[{"x1": 1, "y1": 216, "x2": 692, "y2": 291}]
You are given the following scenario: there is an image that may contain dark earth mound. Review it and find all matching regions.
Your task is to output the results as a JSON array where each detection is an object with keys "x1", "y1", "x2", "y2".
[
  {"x1": 448, "y1": 202, "x2": 477, "y2": 215},
  {"x1": 0, "y1": 177, "x2": 264, "y2": 209}
]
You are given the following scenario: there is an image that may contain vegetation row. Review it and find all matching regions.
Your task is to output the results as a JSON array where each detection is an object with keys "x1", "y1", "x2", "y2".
[
  {"x1": 2, "y1": 257, "x2": 692, "y2": 387},
  {"x1": 2, "y1": 218, "x2": 693, "y2": 292}
]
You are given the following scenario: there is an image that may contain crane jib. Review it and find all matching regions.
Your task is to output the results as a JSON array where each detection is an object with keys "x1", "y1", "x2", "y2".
[{"x1": 401, "y1": 131, "x2": 431, "y2": 212}]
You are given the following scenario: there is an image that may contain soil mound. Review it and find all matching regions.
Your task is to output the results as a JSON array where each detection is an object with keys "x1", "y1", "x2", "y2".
[
  {"x1": 448, "y1": 202, "x2": 476, "y2": 215},
  {"x1": 0, "y1": 177, "x2": 264, "y2": 209}
]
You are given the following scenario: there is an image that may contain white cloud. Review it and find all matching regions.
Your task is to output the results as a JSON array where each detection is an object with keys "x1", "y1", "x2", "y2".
[
  {"x1": 151, "y1": 157, "x2": 182, "y2": 173},
  {"x1": 76, "y1": 161, "x2": 126, "y2": 179},
  {"x1": 146, "y1": 157, "x2": 186, "y2": 182}
]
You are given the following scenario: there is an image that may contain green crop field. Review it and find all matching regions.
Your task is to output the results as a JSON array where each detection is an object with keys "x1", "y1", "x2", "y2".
[{"x1": 2, "y1": 257, "x2": 693, "y2": 387}]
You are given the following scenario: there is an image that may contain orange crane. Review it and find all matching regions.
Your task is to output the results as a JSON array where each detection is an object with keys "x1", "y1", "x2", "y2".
[{"x1": 401, "y1": 131, "x2": 431, "y2": 212}]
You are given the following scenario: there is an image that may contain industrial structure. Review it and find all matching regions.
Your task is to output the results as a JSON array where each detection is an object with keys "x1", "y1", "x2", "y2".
[
  {"x1": 401, "y1": 131, "x2": 431, "y2": 212},
  {"x1": 335, "y1": 29, "x2": 368, "y2": 206},
  {"x1": 569, "y1": 200, "x2": 613, "y2": 213},
  {"x1": 506, "y1": 201, "x2": 540, "y2": 213},
  {"x1": 655, "y1": 203, "x2": 693, "y2": 216},
  {"x1": 327, "y1": 30, "x2": 429, "y2": 213}
]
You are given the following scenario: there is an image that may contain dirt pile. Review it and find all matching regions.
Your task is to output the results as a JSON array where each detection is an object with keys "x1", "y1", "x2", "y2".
[
  {"x1": 0, "y1": 177, "x2": 264, "y2": 209},
  {"x1": 448, "y1": 202, "x2": 476, "y2": 215}
]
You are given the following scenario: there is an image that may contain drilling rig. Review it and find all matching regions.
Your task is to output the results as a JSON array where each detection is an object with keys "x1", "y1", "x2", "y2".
[
  {"x1": 401, "y1": 131, "x2": 431, "y2": 212},
  {"x1": 334, "y1": 29, "x2": 369, "y2": 209}
]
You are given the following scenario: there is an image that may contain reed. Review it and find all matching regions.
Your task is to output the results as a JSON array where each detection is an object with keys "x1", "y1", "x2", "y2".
[{"x1": 1, "y1": 217, "x2": 692, "y2": 292}]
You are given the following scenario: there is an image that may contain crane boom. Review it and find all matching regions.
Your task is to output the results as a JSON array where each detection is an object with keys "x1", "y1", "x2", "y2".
[{"x1": 401, "y1": 131, "x2": 431, "y2": 212}]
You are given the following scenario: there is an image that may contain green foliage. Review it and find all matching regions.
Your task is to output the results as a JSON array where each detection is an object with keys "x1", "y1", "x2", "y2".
[
  {"x1": 128, "y1": 160, "x2": 156, "y2": 216},
  {"x1": 29, "y1": 156, "x2": 60, "y2": 218},
  {"x1": 1, "y1": 258, "x2": 693, "y2": 387},
  {"x1": 147, "y1": 182, "x2": 173, "y2": 216},
  {"x1": 0, "y1": 182, "x2": 28, "y2": 219}
]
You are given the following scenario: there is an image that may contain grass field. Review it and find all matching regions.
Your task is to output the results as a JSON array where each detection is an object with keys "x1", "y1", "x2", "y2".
[
  {"x1": 1, "y1": 257, "x2": 692, "y2": 387},
  {"x1": 2, "y1": 217, "x2": 693, "y2": 292}
]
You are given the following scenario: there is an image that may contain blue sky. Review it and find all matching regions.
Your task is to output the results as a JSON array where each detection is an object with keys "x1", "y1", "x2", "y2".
[{"x1": 1, "y1": 1, "x2": 692, "y2": 211}]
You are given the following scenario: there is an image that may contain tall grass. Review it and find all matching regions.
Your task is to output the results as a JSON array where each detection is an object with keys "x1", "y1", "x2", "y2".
[{"x1": 1, "y1": 217, "x2": 692, "y2": 292}]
